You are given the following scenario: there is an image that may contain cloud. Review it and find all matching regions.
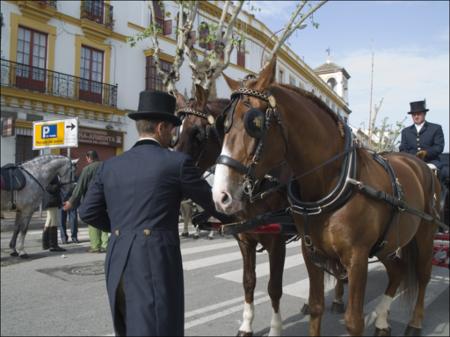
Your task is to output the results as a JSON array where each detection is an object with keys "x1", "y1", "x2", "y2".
[{"x1": 342, "y1": 47, "x2": 449, "y2": 151}]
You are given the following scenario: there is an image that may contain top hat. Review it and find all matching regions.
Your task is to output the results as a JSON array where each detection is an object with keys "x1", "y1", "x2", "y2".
[
  {"x1": 407, "y1": 100, "x2": 429, "y2": 114},
  {"x1": 128, "y1": 91, "x2": 181, "y2": 126}
]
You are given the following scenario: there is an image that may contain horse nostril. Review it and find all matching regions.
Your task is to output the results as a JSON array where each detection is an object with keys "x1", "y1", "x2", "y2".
[{"x1": 221, "y1": 192, "x2": 231, "y2": 206}]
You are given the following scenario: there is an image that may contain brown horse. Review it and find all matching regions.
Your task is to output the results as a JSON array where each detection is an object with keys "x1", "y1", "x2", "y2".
[
  {"x1": 212, "y1": 57, "x2": 441, "y2": 336},
  {"x1": 173, "y1": 86, "x2": 345, "y2": 336}
]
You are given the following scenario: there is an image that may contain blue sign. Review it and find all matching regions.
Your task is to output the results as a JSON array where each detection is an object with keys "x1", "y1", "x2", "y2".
[{"x1": 41, "y1": 125, "x2": 57, "y2": 139}]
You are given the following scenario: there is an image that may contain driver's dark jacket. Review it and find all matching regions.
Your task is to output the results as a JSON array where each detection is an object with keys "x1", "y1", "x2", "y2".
[{"x1": 79, "y1": 139, "x2": 229, "y2": 336}]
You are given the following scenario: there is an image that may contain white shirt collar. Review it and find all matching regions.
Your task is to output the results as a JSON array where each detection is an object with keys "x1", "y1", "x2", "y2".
[
  {"x1": 415, "y1": 122, "x2": 425, "y2": 133},
  {"x1": 139, "y1": 137, "x2": 161, "y2": 146}
]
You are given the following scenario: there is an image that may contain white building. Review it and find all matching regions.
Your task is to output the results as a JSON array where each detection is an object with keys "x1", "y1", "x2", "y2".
[{"x1": 1, "y1": 0, "x2": 351, "y2": 172}]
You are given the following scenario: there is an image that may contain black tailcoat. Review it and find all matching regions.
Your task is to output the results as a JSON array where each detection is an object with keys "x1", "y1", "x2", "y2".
[
  {"x1": 399, "y1": 121, "x2": 445, "y2": 169},
  {"x1": 79, "y1": 140, "x2": 228, "y2": 336}
]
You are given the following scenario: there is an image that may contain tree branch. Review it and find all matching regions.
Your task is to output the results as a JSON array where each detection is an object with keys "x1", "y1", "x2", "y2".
[{"x1": 266, "y1": 0, "x2": 327, "y2": 67}]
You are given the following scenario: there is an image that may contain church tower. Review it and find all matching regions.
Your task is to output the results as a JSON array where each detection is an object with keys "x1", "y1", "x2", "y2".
[{"x1": 314, "y1": 50, "x2": 350, "y2": 104}]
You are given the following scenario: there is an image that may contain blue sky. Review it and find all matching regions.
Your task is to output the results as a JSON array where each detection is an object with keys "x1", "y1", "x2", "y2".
[{"x1": 244, "y1": 1, "x2": 449, "y2": 151}]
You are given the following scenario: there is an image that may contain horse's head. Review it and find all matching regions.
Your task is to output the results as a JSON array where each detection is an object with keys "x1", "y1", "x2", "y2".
[
  {"x1": 58, "y1": 157, "x2": 78, "y2": 193},
  {"x1": 173, "y1": 85, "x2": 227, "y2": 171},
  {"x1": 212, "y1": 57, "x2": 287, "y2": 214}
]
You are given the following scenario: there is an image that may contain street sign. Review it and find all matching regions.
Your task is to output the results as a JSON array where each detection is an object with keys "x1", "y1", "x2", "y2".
[{"x1": 32, "y1": 118, "x2": 78, "y2": 150}]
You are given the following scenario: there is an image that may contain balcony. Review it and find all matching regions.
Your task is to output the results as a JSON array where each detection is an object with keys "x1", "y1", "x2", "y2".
[
  {"x1": 81, "y1": 1, "x2": 113, "y2": 28},
  {"x1": 80, "y1": 1, "x2": 114, "y2": 41},
  {"x1": 1, "y1": 59, "x2": 117, "y2": 107},
  {"x1": 17, "y1": 0, "x2": 57, "y2": 23}
]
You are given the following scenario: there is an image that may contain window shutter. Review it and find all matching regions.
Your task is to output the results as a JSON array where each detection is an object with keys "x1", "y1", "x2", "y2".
[{"x1": 164, "y1": 20, "x2": 172, "y2": 35}]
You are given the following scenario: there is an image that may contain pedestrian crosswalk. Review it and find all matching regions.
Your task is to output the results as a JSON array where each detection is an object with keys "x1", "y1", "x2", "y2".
[
  {"x1": 20, "y1": 225, "x2": 450, "y2": 335},
  {"x1": 179, "y1": 230, "x2": 449, "y2": 336}
]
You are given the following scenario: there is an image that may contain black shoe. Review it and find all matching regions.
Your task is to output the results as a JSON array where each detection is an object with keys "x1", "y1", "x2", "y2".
[
  {"x1": 50, "y1": 246, "x2": 66, "y2": 252},
  {"x1": 71, "y1": 238, "x2": 80, "y2": 243},
  {"x1": 61, "y1": 238, "x2": 68, "y2": 244}
]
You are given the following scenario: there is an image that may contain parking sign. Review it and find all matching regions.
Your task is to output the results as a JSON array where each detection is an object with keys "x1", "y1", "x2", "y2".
[{"x1": 33, "y1": 118, "x2": 79, "y2": 150}]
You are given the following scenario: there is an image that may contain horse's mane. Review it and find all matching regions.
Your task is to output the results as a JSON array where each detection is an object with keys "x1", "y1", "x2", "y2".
[
  {"x1": 206, "y1": 98, "x2": 230, "y2": 117},
  {"x1": 276, "y1": 83, "x2": 340, "y2": 123},
  {"x1": 21, "y1": 154, "x2": 68, "y2": 167}
]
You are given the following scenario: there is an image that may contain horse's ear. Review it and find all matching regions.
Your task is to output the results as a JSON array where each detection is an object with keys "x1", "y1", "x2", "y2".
[
  {"x1": 222, "y1": 72, "x2": 240, "y2": 91},
  {"x1": 175, "y1": 91, "x2": 186, "y2": 108},
  {"x1": 195, "y1": 84, "x2": 209, "y2": 109},
  {"x1": 255, "y1": 56, "x2": 277, "y2": 90}
]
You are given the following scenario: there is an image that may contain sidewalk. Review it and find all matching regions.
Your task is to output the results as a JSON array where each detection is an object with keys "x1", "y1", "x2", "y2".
[{"x1": 0, "y1": 211, "x2": 88, "y2": 232}]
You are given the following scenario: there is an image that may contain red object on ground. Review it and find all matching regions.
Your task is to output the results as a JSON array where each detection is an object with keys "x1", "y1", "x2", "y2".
[
  {"x1": 249, "y1": 223, "x2": 281, "y2": 234},
  {"x1": 432, "y1": 232, "x2": 449, "y2": 268}
]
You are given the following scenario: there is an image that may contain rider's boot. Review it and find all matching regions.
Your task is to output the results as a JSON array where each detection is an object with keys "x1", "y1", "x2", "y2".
[
  {"x1": 49, "y1": 227, "x2": 66, "y2": 252},
  {"x1": 42, "y1": 227, "x2": 50, "y2": 250}
]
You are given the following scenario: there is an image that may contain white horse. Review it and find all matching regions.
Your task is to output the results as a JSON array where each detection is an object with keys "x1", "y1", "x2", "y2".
[{"x1": 1, "y1": 155, "x2": 76, "y2": 257}]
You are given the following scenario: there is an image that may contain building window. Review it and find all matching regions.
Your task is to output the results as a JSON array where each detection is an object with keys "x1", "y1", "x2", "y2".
[
  {"x1": 145, "y1": 56, "x2": 172, "y2": 91},
  {"x1": 79, "y1": 45, "x2": 104, "y2": 104},
  {"x1": 237, "y1": 40, "x2": 245, "y2": 68},
  {"x1": 278, "y1": 68, "x2": 284, "y2": 83},
  {"x1": 15, "y1": 26, "x2": 47, "y2": 92},
  {"x1": 289, "y1": 75, "x2": 296, "y2": 86},
  {"x1": 151, "y1": 1, "x2": 172, "y2": 35},
  {"x1": 83, "y1": 0, "x2": 104, "y2": 24},
  {"x1": 327, "y1": 77, "x2": 337, "y2": 91}
]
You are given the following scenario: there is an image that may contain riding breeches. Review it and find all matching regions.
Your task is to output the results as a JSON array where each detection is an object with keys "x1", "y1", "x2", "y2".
[{"x1": 44, "y1": 207, "x2": 60, "y2": 228}]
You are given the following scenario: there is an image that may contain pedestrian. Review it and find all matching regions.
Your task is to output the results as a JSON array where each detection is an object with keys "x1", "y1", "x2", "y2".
[
  {"x1": 63, "y1": 150, "x2": 109, "y2": 253},
  {"x1": 79, "y1": 90, "x2": 232, "y2": 336},
  {"x1": 399, "y1": 99, "x2": 446, "y2": 181},
  {"x1": 42, "y1": 176, "x2": 66, "y2": 252},
  {"x1": 60, "y1": 179, "x2": 79, "y2": 244}
]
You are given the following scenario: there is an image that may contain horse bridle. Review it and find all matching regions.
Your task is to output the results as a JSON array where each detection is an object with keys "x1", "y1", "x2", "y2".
[
  {"x1": 216, "y1": 87, "x2": 287, "y2": 198},
  {"x1": 174, "y1": 106, "x2": 218, "y2": 166}
]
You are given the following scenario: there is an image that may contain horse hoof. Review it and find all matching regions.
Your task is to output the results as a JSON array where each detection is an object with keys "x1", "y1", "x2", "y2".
[
  {"x1": 181, "y1": 232, "x2": 189, "y2": 238},
  {"x1": 330, "y1": 301, "x2": 345, "y2": 314},
  {"x1": 404, "y1": 325, "x2": 421, "y2": 336},
  {"x1": 10, "y1": 252, "x2": 18, "y2": 257},
  {"x1": 374, "y1": 327, "x2": 391, "y2": 336},
  {"x1": 236, "y1": 331, "x2": 253, "y2": 337},
  {"x1": 301, "y1": 303, "x2": 310, "y2": 315},
  {"x1": 19, "y1": 254, "x2": 29, "y2": 259}
]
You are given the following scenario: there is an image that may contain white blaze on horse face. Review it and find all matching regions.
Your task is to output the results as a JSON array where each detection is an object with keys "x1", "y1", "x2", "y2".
[
  {"x1": 374, "y1": 294, "x2": 393, "y2": 330},
  {"x1": 212, "y1": 145, "x2": 243, "y2": 214}
]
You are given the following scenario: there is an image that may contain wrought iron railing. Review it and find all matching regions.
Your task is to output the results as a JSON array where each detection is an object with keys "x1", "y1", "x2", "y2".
[
  {"x1": 37, "y1": 0, "x2": 57, "y2": 9},
  {"x1": 80, "y1": 1, "x2": 114, "y2": 29},
  {"x1": 1, "y1": 59, "x2": 117, "y2": 107}
]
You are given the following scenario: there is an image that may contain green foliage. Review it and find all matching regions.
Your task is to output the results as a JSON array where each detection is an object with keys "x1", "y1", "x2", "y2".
[{"x1": 372, "y1": 116, "x2": 407, "y2": 152}]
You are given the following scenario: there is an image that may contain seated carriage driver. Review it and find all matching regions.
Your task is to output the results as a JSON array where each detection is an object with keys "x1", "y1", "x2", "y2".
[
  {"x1": 399, "y1": 99, "x2": 446, "y2": 182},
  {"x1": 78, "y1": 90, "x2": 232, "y2": 336}
]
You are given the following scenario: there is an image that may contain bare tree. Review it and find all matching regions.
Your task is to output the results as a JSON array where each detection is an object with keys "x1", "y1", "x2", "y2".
[
  {"x1": 265, "y1": 0, "x2": 328, "y2": 67},
  {"x1": 372, "y1": 116, "x2": 407, "y2": 152},
  {"x1": 183, "y1": 0, "x2": 245, "y2": 92},
  {"x1": 128, "y1": 1, "x2": 200, "y2": 94}
]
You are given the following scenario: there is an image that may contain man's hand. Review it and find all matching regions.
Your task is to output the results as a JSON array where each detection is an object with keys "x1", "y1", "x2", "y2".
[
  {"x1": 416, "y1": 150, "x2": 428, "y2": 160},
  {"x1": 63, "y1": 201, "x2": 72, "y2": 211}
]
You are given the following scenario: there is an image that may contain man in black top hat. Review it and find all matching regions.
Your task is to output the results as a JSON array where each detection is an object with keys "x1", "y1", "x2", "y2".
[
  {"x1": 79, "y1": 90, "x2": 232, "y2": 336},
  {"x1": 399, "y1": 99, "x2": 445, "y2": 172}
]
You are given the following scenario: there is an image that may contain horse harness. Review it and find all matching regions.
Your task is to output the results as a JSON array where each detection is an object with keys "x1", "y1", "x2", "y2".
[{"x1": 217, "y1": 86, "x2": 445, "y2": 275}]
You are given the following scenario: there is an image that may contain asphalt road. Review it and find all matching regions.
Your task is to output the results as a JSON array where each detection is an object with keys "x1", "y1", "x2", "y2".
[{"x1": 1, "y1": 224, "x2": 449, "y2": 336}]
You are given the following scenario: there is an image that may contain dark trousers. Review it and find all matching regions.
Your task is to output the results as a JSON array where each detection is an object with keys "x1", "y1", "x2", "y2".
[{"x1": 60, "y1": 208, "x2": 78, "y2": 240}]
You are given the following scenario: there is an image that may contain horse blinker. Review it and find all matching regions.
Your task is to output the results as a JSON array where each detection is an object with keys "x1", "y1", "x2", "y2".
[{"x1": 244, "y1": 108, "x2": 266, "y2": 139}]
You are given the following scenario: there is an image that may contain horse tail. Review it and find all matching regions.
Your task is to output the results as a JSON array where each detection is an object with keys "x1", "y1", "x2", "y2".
[{"x1": 399, "y1": 237, "x2": 419, "y2": 306}]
